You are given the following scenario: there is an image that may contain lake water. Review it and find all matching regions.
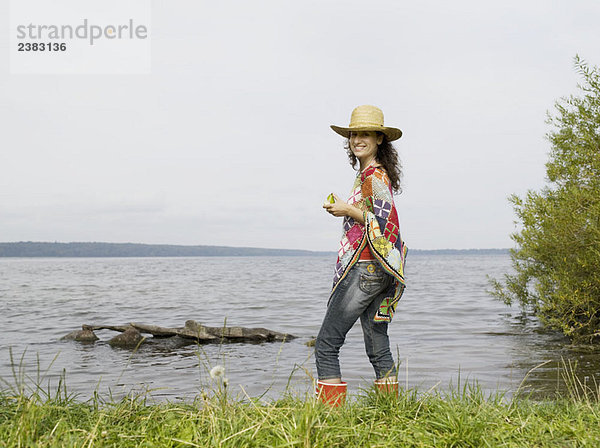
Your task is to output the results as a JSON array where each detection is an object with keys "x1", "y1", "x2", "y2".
[{"x1": 1, "y1": 254, "x2": 599, "y2": 402}]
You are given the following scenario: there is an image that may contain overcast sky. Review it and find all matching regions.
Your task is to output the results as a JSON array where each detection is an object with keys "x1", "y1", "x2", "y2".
[{"x1": 1, "y1": 0, "x2": 599, "y2": 251}]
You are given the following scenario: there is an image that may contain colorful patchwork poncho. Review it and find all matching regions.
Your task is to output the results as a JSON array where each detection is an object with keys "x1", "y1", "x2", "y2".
[{"x1": 331, "y1": 165, "x2": 408, "y2": 322}]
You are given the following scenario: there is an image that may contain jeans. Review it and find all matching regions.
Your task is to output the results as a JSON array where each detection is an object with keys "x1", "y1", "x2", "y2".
[{"x1": 315, "y1": 261, "x2": 397, "y2": 380}]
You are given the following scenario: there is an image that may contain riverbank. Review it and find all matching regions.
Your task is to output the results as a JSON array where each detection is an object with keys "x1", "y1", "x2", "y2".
[{"x1": 2, "y1": 383, "x2": 599, "y2": 447}]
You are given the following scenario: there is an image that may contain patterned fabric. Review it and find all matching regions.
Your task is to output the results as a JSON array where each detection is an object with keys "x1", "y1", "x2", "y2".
[{"x1": 331, "y1": 166, "x2": 408, "y2": 322}]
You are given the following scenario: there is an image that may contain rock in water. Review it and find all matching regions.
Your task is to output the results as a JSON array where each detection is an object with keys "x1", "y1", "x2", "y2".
[
  {"x1": 62, "y1": 320, "x2": 297, "y2": 345},
  {"x1": 108, "y1": 327, "x2": 145, "y2": 348},
  {"x1": 182, "y1": 320, "x2": 218, "y2": 340},
  {"x1": 60, "y1": 328, "x2": 99, "y2": 343}
]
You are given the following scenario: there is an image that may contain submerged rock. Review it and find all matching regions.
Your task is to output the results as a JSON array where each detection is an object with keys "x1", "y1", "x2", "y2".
[
  {"x1": 60, "y1": 328, "x2": 98, "y2": 343},
  {"x1": 108, "y1": 327, "x2": 145, "y2": 348},
  {"x1": 61, "y1": 320, "x2": 297, "y2": 347}
]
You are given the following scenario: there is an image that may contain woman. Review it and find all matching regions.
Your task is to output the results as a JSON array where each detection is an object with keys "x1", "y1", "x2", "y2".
[{"x1": 316, "y1": 105, "x2": 407, "y2": 405}]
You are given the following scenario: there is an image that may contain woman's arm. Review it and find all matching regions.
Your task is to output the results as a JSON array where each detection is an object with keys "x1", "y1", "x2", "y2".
[{"x1": 322, "y1": 194, "x2": 365, "y2": 224}]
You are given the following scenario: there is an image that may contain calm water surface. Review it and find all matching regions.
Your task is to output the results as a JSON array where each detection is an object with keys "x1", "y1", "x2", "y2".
[{"x1": 1, "y1": 255, "x2": 599, "y2": 401}]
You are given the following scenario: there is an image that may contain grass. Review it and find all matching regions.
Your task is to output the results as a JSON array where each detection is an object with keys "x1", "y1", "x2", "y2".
[
  {"x1": 1, "y1": 350, "x2": 599, "y2": 447},
  {"x1": 1, "y1": 377, "x2": 600, "y2": 448}
]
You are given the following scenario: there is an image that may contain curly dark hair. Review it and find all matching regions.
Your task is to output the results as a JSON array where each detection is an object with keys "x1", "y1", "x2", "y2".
[{"x1": 345, "y1": 132, "x2": 403, "y2": 194}]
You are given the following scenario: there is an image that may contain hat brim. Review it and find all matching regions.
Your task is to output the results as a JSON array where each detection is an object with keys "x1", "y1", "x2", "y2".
[{"x1": 330, "y1": 125, "x2": 402, "y2": 141}]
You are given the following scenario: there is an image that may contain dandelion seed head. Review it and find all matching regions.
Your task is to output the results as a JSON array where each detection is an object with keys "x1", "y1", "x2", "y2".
[{"x1": 210, "y1": 365, "x2": 225, "y2": 379}]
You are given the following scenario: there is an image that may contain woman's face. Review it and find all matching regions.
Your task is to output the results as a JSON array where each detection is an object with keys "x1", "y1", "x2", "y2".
[{"x1": 349, "y1": 131, "x2": 383, "y2": 162}]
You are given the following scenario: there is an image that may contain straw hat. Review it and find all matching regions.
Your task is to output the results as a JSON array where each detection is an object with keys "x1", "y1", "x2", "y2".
[{"x1": 330, "y1": 105, "x2": 402, "y2": 141}]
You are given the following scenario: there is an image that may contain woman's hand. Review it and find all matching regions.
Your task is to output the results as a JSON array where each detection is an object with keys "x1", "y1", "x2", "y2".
[
  {"x1": 323, "y1": 194, "x2": 365, "y2": 224},
  {"x1": 323, "y1": 194, "x2": 348, "y2": 217}
]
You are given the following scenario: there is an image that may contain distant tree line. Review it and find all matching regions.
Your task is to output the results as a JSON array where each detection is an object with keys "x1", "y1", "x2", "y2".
[
  {"x1": 0, "y1": 242, "x2": 508, "y2": 258},
  {"x1": 0, "y1": 242, "x2": 331, "y2": 257},
  {"x1": 410, "y1": 249, "x2": 508, "y2": 256}
]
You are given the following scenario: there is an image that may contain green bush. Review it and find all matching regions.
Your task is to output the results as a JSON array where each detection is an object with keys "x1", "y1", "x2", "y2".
[{"x1": 490, "y1": 56, "x2": 600, "y2": 342}]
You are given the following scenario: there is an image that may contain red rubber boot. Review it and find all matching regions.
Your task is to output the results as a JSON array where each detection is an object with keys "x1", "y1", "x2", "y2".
[
  {"x1": 316, "y1": 381, "x2": 347, "y2": 406},
  {"x1": 375, "y1": 380, "x2": 399, "y2": 397}
]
